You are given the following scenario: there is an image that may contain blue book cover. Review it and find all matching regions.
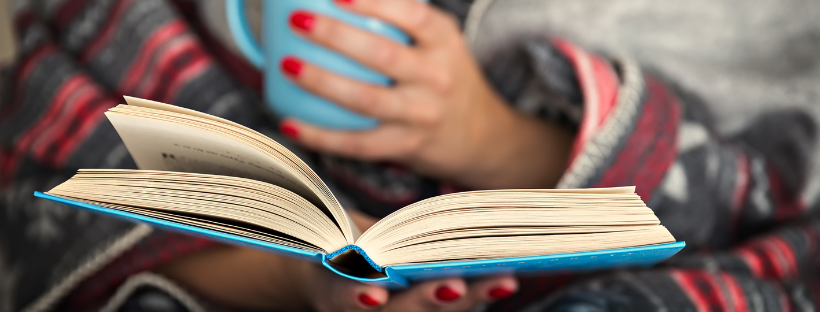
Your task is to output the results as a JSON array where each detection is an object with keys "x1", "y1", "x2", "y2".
[{"x1": 35, "y1": 192, "x2": 684, "y2": 289}]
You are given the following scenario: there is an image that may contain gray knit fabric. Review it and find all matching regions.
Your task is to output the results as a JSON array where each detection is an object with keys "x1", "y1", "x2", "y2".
[{"x1": 464, "y1": 0, "x2": 820, "y2": 203}]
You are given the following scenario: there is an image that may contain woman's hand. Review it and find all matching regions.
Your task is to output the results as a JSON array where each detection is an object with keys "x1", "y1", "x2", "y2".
[
  {"x1": 304, "y1": 256, "x2": 519, "y2": 312},
  {"x1": 279, "y1": 0, "x2": 574, "y2": 189},
  {"x1": 157, "y1": 210, "x2": 517, "y2": 311}
]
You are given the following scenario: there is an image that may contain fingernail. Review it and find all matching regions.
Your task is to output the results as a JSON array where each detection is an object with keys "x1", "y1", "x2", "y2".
[
  {"x1": 279, "y1": 120, "x2": 300, "y2": 139},
  {"x1": 359, "y1": 293, "x2": 380, "y2": 307},
  {"x1": 334, "y1": 0, "x2": 354, "y2": 4},
  {"x1": 489, "y1": 287, "x2": 514, "y2": 300},
  {"x1": 280, "y1": 57, "x2": 303, "y2": 77},
  {"x1": 289, "y1": 11, "x2": 315, "y2": 32},
  {"x1": 435, "y1": 286, "x2": 461, "y2": 302}
]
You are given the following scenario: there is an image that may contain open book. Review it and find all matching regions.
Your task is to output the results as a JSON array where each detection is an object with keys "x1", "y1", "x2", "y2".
[{"x1": 36, "y1": 97, "x2": 684, "y2": 288}]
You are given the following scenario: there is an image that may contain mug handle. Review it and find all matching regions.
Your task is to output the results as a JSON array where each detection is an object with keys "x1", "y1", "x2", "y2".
[{"x1": 225, "y1": 0, "x2": 265, "y2": 68}]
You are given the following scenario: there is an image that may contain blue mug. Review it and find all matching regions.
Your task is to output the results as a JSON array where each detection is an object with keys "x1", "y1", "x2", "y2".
[{"x1": 226, "y1": 0, "x2": 424, "y2": 129}]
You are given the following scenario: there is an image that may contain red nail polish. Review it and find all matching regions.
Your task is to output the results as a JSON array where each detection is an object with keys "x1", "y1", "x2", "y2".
[
  {"x1": 279, "y1": 121, "x2": 299, "y2": 139},
  {"x1": 435, "y1": 286, "x2": 461, "y2": 302},
  {"x1": 489, "y1": 288, "x2": 514, "y2": 300},
  {"x1": 334, "y1": 0, "x2": 354, "y2": 4},
  {"x1": 280, "y1": 57, "x2": 303, "y2": 77},
  {"x1": 359, "y1": 294, "x2": 380, "y2": 307},
  {"x1": 289, "y1": 11, "x2": 315, "y2": 32}
]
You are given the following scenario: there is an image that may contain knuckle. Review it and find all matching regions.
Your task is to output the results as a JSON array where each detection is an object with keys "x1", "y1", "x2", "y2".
[
  {"x1": 314, "y1": 133, "x2": 334, "y2": 151},
  {"x1": 415, "y1": 106, "x2": 442, "y2": 125},
  {"x1": 400, "y1": 137, "x2": 422, "y2": 155},
  {"x1": 439, "y1": 13, "x2": 460, "y2": 33},
  {"x1": 371, "y1": 40, "x2": 398, "y2": 69},
  {"x1": 355, "y1": 87, "x2": 379, "y2": 114},
  {"x1": 322, "y1": 21, "x2": 346, "y2": 48},
  {"x1": 408, "y1": 3, "x2": 434, "y2": 31},
  {"x1": 305, "y1": 68, "x2": 326, "y2": 90},
  {"x1": 428, "y1": 69, "x2": 455, "y2": 93},
  {"x1": 313, "y1": 17, "x2": 334, "y2": 40},
  {"x1": 358, "y1": 143, "x2": 380, "y2": 160},
  {"x1": 345, "y1": 139, "x2": 369, "y2": 158},
  {"x1": 444, "y1": 31, "x2": 467, "y2": 51}
]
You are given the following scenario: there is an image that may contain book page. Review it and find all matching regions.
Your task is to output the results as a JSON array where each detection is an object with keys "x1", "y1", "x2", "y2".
[
  {"x1": 46, "y1": 170, "x2": 350, "y2": 252},
  {"x1": 124, "y1": 96, "x2": 248, "y2": 129},
  {"x1": 354, "y1": 188, "x2": 675, "y2": 267},
  {"x1": 107, "y1": 113, "x2": 314, "y2": 200},
  {"x1": 105, "y1": 101, "x2": 355, "y2": 244}
]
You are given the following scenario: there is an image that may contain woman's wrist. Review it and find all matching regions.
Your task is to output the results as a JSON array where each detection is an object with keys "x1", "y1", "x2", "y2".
[
  {"x1": 456, "y1": 98, "x2": 575, "y2": 190},
  {"x1": 155, "y1": 246, "x2": 311, "y2": 311}
]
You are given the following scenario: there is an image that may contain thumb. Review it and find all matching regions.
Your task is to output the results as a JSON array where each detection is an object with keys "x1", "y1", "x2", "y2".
[
  {"x1": 352, "y1": 284, "x2": 389, "y2": 310},
  {"x1": 316, "y1": 272, "x2": 390, "y2": 312}
]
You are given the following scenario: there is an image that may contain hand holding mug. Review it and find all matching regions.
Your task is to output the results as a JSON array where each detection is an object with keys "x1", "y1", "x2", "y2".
[{"x1": 280, "y1": 0, "x2": 574, "y2": 190}]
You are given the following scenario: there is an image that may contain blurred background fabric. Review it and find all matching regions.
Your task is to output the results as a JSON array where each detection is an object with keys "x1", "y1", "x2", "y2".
[
  {"x1": 0, "y1": 0, "x2": 15, "y2": 67},
  {"x1": 465, "y1": 0, "x2": 820, "y2": 207}
]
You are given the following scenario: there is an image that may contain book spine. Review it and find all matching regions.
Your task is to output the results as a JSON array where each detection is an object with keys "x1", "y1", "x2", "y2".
[
  {"x1": 327, "y1": 245, "x2": 383, "y2": 272},
  {"x1": 320, "y1": 253, "x2": 410, "y2": 289}
]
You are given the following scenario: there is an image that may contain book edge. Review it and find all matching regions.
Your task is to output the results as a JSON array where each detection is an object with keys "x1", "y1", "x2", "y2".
[
  {"x1": 34, "y1": 192, "x2": 685, "y2": 290},
  {"x1": 34, "y1": 192, "x2": 325, "y2": 262}
]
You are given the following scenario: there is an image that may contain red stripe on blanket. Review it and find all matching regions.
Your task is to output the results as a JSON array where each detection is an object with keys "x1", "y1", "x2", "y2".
[
  {"x1": 0, "y1": 150, "x2": 14, "y2": 187},
  {"x1": 2, "y1": 73, "x2": 84, "y2": 182},
  {"x1": 30, "y1": 82, "x2": 100, "y2": 164},
  {"x1": 163, "y1": 55, "x2": 212, "y2": 102},
  {"x1": 734, "y1": 247, "x2": 764, "y2": 277},
  {"x1": 593, "y1": 77, "x2": 680, "y2": 200},
  {"x1": 134, "y1": 36, "x2": 198, "y2": 99},
  {"x1": 119, "y1": 19, "x2": 189, "y2": 93},
  {"x1": 811, "y1": 283, "x2": 820, "y2": 310},
  {"x1": 747, "y1": 241, "x2": 783, "y2": 279},
  {"x1": 670, "y1": 270, "x2": 712, "y2": 312},
  {"x1": 15, "y1": 45, "x2": 57, "y2": 86},
  {"x1": 552, "y1": 39, "x2": 620, "y2": 163},
  {"x1": 80, "y1": 0, "x2": 138, "y2": 63},
  {"x1": 697, "y1": 271, "x2": 731, "y2": 312},
  {"x1": 0, "y1": 44, "x2": 57, "y2": 121},
  {"x1": 804, "y1": 224, "x2": 818, "y2": 258},
  {"x1": 50, "y1": 96, "x2": 117, "y2": 166},
  {"x1": 13, "y1": 75, "x2": 87, "y2": 160},
  {"x1": 768, "y1": 168, "x2": 807, "y2": 222},
  {"x1": 771, "y1": 283, "x2": 794, "y2": 312},
  {"x1": 730, "y1": 150, "x2": 750, "y2": 236},
  {"x1": 768, "y1": 236, "x2": 799, "y2": 278},
  {"x1": 675, "y1": 270, "x2": 739, "y2": 312},
  {"x1": 169, "y1": 0, "x2": 263, "y2": 92},
  {"x1": 152, "y1": 47, "x2": 210, "y2": 102},
  {"x1": 53, "y1": 0, "x2": 93, "y2": 29},
  {"x1": 719, "y1": 273, "x2": 749, "y2": 312},
  {"x1": 13, "y1": 11, "x2": 36, "y2": 37}
]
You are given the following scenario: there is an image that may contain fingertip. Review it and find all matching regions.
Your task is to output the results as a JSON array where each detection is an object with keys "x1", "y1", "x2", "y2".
[
  {"x1": 280, "y1": 56, "x2": 304, "y2": 77},
  {"x1": 357, "y1": 287, "x2": 388, "y2": 309},
  {"x1": 279, "y1": 119, "x2": 301, "y2": 140},
  {"x1": 433, "y1": 279, "x2": 467, "y2": 303},
  {"x1": 487, "y1": 276, "x2": 518, "y2": 301}
]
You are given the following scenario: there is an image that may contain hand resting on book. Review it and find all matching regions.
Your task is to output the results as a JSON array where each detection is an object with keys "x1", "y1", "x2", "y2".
[{"x1": 157, "y1": 209, "x2": 518, "y2": 312}]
